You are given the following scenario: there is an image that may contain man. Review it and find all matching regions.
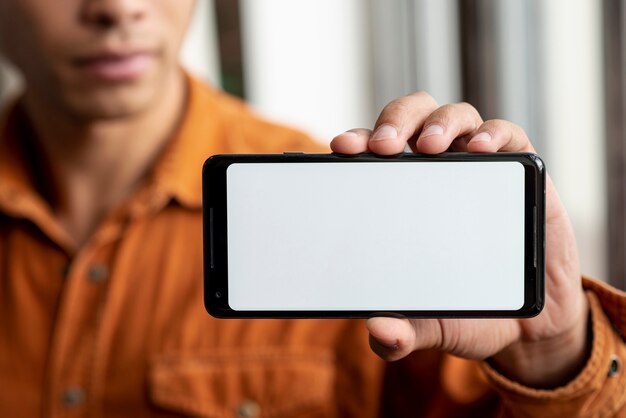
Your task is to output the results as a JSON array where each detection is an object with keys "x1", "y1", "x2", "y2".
[{"x1": 0, "y1": 0, "x2": 624, "y2": 417}]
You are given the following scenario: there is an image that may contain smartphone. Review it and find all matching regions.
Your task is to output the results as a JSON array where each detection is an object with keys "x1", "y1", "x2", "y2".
[{"x1": 202, "y1": 152, "x2": 545, "y2": 318}]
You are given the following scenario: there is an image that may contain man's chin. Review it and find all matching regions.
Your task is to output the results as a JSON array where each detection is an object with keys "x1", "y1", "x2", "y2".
[
  {"x1": 70, "y1": 102, "x2": 145, "y2": 121},
  {"x1": 62, "y1": 87, "x2": 155, "y2": 121}
]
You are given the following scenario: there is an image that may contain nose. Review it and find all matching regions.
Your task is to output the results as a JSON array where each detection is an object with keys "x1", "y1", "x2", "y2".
[{"x1": 81, "y1": 0, "x2": 146, "y2": 29}]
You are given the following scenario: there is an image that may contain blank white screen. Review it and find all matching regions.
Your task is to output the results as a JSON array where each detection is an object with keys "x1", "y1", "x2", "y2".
[{"x1": 227, "y1": 162, "x2": 525, "y2": 311}]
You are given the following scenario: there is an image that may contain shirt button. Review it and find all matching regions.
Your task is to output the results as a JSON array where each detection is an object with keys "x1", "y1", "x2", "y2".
[
  {"x1": 62, "y1": 387, "x2": 85, "y2": 407},
  {"x1": 236, "y1": 399, "x2": 261, "y2": 418},
  {"x1": 87, "y1": 264, "x2": 108, "y2": 283},
  {"x1": 60, "y1": 263, "x2": 71, "y2": 279},
  {"x1": 608, "y1": 354, "x2": 621, "y2": 377}
]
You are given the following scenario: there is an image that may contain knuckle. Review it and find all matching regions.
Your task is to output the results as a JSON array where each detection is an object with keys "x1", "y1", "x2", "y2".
[
  {"x1": 425, "y1": 104, "x2": 456, "y2": 127},
  {"x1": 377, "y1": 92, "x2": 439, "y2": 125},
  {"x1": 456, "y1": 101, "x2": 478, "y2": 111},
  {"x1": 436, "y1": 103, "x2": 457, "y2": 117},
  {"x1": 431, "y1": 102, "x2": 479, "y2": 121},
  {"x1": 381, "y1": 100, "x2": 411, "y2": 117},
  {"x1": 407, "y1": 91, "x2": 438, "y2": 108},
  {"x1": 486, "y1": 118, "x2": 505, "y2": 126},
  {"x1": 483, "y1": 119, "x2": 527, "y2": 137},
  {"x1": 457, "y1": 101, "x2": 482, "y2": 117},
  {"x1": 484, "y1": 118, "x2": 514, "y2": 130}
]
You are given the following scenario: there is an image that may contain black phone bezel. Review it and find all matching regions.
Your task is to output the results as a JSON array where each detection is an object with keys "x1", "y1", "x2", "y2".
[{"x1": 202, "y1": 152, "x2": 546, "y2": 319}]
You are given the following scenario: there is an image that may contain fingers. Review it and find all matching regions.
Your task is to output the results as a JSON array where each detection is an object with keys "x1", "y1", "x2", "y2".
[
  {"x1": 465, "y1": 119, "x2": 535, "y2": 153},
  {"x1": 414, "y1": 102, "x2": 483, "y2": 154},
  {"x1": 414, "y1": 113, "x2": 535, "y2": 154},
  {"x1": 332, "y1": 95, "x2": 535, "y2": 156},
  {"x1": 413, "y1": 114, "x2": 535, "y2": 154},
  {"x1": 332, "y1": 92, "x2": 440, "y2": 155},
  {"x1": 367, "y1": 317, "x2": 522, "y2": 361},
  {"x1": 368, "y1": 92, "x2": 439, "y2": 155},
  {"x1": 330, "y1": 128, "x2": 372, "y2": 154},
  {"x1": 366, "y1": 317, "x2": 441, "y2": 361}
]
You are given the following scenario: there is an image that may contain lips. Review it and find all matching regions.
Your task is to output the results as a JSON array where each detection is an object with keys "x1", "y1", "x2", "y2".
[{"x1": 73, "y1": 50, "x2": 155, "y2": 82}]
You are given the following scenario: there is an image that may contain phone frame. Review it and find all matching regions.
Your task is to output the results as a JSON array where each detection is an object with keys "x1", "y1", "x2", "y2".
[{"x1": 202, "y1": 152, "x2": 546, "y2": 319}]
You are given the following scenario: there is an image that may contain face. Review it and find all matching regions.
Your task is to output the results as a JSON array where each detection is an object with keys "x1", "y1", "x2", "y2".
[{"x1": 0, "y1": 0, "x2": 195, "y2": 120}]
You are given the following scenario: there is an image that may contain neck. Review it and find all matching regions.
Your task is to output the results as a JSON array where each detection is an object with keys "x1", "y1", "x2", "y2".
[{"x1": 22, "y1": 69, "x2": 186, "y2": 249}]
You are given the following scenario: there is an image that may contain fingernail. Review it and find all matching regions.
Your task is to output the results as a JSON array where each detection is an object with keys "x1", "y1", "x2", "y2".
[
  {"x1": 471, "y1": 132, "x2": 492, "y2": 142},
  {"x1": 381, "y1": 341, "x2": 400, "y2": 351},
  {"x1": 420, "y1": 124, "x2": 444, "y2": 138},
  {"x1": 371, "y1": 124, "x2": 398, "y2": 142}
]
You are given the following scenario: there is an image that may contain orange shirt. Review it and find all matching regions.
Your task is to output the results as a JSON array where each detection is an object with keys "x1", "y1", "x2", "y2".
[{"x1": 1, "y1": 76, "x2": 626, "y2": 418}]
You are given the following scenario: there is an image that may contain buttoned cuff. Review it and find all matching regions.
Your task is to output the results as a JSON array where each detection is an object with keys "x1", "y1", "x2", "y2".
[{"x1": 481, "y1": 289, "x2": 626, "y2": 417}]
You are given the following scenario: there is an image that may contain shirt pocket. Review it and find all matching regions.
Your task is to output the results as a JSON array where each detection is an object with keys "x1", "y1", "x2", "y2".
[{"x1": 149, "y1": 347, "x2": 336, "y2": 418}]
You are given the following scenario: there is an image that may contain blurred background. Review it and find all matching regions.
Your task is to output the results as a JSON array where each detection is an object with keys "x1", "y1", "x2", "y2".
[{"x1": 1, "y1": 0, "x2": 625, "y2": 289}]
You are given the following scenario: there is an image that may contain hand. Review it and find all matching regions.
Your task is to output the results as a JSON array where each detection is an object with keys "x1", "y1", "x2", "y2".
[{"x1": 331, "y1": 92, "x2": 590, "y2": 388}]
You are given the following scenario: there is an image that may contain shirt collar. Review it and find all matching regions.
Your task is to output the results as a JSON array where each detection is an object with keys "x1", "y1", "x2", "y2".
[
  {"x1": 0, "y1": 103, "x2": 76, "y2": 249},
  {"x1": 134, "y1": 73, "x2": 228, "y2": 213},
  {"x1": 0, "y1": 73, "x2": 227, "y2": 243}
]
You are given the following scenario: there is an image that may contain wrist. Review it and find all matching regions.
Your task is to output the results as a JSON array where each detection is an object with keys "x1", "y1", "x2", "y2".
[{"x1": 490, "y1": 298, "x2": 591, "y2": 389}]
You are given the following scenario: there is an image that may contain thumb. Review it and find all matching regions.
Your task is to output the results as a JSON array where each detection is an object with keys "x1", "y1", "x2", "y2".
[
  {"x1": 366, "y1": 317, "x2": 442, "y2": 361},
  {"x1": 367, "y1": 317, "x2": 523, "y2": 361}
]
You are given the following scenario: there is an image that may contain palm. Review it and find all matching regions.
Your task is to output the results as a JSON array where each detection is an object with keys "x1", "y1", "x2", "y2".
[
  {"x1": 518, "y1": 178, "x2": 582, "y2": 342},
  {"x1": 368, "y1": 176, "x2": 585, "y2": 362},
  {"x1": 331, "y1": 92, "x2": 588, "y2": 385}
]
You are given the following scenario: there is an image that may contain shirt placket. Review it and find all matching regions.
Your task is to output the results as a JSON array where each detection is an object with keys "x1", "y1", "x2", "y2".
[{"x1": 43, "y1": 220, "x2": 124, "y2": 418}]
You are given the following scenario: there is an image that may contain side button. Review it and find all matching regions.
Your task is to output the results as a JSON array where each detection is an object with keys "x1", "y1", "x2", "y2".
[
  {"x1": 62, "y1": 387, "x2": 85, "y2": 407},
  {"x1": 209, "y1": 208, "x2": 214, "y2": 269},
  {"x1": 533, "y1": 206, "x2": 537, "y2": 268}
]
